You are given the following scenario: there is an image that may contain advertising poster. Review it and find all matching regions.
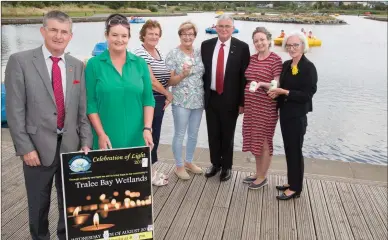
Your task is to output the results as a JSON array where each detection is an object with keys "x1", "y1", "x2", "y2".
[{"x1": 60, "y1": 147, "x2": 153, "y2": 240}]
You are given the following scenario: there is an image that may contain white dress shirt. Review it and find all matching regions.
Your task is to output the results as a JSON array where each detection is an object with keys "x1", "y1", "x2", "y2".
[
  {"x1": 211, "y1": 37, "x2": 231, "y2": 91},
  {"x1": 42, "y1": 44, "x2": 67, "y2": 101},
  {"x1": 42, "y1": 45, "x2": 67, "y2": 133}
]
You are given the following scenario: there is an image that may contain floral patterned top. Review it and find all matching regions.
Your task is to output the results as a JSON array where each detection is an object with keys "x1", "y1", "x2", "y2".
[{"x1": 165, "y1": 47, "x2": 205, "y2": 109}]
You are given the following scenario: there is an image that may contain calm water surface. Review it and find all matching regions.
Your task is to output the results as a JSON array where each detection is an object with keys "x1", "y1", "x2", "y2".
[{"x1": 1, "y1": 13, "x2": 387, "y2": 165}]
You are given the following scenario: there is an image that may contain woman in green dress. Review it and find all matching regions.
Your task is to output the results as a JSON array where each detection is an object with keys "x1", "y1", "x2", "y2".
[{"x1": 85, "y1": 14, "x2": 166, "y2": 185}]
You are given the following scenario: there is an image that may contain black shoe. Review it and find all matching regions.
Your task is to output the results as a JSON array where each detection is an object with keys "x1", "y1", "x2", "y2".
[
  {"x1": 205, "y1": 165, "x2": 221, "y2": 178},
  {"x1": 220, "y1": 168, "x2": 232, "y2": 181},
  {"x1": 276, "y1": 191, "x2": 301, "y2": 200},
  {"x1": 276, "y1": 185, "x2": 290, "y2": 191}
]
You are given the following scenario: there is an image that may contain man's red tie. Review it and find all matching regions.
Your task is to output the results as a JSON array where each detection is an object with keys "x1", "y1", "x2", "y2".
[
  {"x1": 50, "y1": 56, "x2": 65, "y2": 129},
  {"x1": 216, "y1": 43, "x2": 225, "y2": 94}
]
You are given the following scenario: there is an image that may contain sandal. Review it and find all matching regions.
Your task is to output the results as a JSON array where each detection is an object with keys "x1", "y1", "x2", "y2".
[
  {"x1": 155, "y1": 170, "x2": 169, "y2": 180},
  {"x1": 152, "y1": 173, "x2": 168, "y2": 186}
]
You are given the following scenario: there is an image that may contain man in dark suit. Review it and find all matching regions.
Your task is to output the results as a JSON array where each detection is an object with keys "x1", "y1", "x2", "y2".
[
  {"x1": 5, "y1": 11, "x2": 92, "y2": 239},
  {"x1": 201, "y1": 15, "x2": 250, "y2": 181}
]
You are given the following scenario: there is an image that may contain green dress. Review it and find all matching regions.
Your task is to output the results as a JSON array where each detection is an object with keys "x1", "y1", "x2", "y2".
[{"x1": 85, "y1": 50, "x2": 155, "y2": 149}]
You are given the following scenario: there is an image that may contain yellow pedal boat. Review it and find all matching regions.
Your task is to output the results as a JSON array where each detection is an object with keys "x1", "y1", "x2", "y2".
[{"x1": 274, "y1": 37, "x2": 322, "y2": 47}]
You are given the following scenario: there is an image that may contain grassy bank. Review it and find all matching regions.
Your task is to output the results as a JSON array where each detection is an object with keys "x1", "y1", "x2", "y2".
[{"x1": 1, "y1": 4, "x2": 154, "y2": 18}]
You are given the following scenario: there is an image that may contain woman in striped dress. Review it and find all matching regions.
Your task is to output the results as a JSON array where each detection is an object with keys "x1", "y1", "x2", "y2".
[
  {"x1": 242, "y1": 27, "x2": 282, "y2": 189},
  {"x1": 134, "y1": 20, "x2": 172, "y2": 186}
]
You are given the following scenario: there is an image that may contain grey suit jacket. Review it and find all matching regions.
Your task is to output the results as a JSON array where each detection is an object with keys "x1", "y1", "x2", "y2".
[{"x1": 5, "y1": 46, "x2": 93, "y2": 166}]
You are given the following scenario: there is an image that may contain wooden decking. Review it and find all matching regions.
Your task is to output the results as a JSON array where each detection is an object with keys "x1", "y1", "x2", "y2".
[{"x1": 1, "y1": 140, "x2": 387, "y2": 240}]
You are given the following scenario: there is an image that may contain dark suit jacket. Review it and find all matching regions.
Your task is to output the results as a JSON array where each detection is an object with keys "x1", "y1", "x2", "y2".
[
  {"x1": 277, "y1": 54, "x2": 318, "y2": 118},
  {"x1": 201, "y1": 37, "x2": 250, "y2": 110}
]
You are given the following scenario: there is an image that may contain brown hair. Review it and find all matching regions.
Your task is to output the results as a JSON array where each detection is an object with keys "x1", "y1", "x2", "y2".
[
  {"x1": 105, "y1": 14, "x2": 130, "y2": 36},
  {"x1": 252, "y1": 27, "x2": 272, "y2": 47},
  {"x1": 178, "y1": 21, "x2": 198, "y2": 37},
  {"x1": 139, "y1": 19, "x2": 162, "y2": 42}
]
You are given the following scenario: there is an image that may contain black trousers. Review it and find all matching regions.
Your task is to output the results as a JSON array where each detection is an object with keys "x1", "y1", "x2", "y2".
[
  {"x1": 23, "y1": 136, "x2": 65, "y2": 240},
  {"x1": 280, "y1": 115, "x2": 307, "y2": 193},
  {"x1": 151, "y1": 95, "x2": 166, "y2": 164},
  {"x1": 205, "y1": 91, "x2": 239, "y2": 169}
]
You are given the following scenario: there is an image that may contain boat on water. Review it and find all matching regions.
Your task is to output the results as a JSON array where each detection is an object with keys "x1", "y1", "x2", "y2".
[
  {"x1": 205, "y1": 27, "x2": 239, "y2": 34},
  {"x1": 92, "y1": 42, "x2": 108, "y2": 56},
  {"x1": 1, "y1": 83, "x2": 6, "y2": 124},
  {"x1": 129, "y1": 18, "x2": 145, "y2": 24},
  {"x1": 274, "y1": 37, "x2": 322, "y2": 47}
]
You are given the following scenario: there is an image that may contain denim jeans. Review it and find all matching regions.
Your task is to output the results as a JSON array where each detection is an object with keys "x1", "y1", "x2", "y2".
[
  {"x1": 172, "y1": 105, "x2": 204, "y2": 167},
  {"x1": 151, "y1": 96, "x2": 166, "y2": 164}
]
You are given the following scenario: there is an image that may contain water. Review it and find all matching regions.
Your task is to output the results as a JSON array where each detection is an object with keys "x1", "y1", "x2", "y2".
[{"x1": 1, "y1": 13, "x2": 387, "y2": 165}]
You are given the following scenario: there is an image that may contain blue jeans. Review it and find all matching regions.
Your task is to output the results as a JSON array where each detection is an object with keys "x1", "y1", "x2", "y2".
[{"x1": 172, "y1": 105, "x2": 204, "y2": 167}]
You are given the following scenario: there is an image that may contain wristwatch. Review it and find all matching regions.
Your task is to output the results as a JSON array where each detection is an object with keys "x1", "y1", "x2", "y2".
[{"x1": 143, "y1": 127, "x2": 152, "y2": 133}]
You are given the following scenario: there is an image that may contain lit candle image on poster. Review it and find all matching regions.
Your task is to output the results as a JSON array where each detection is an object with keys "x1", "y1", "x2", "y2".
[{"x1": 60, "y1": 147, "x2": 153, "y2": 240}]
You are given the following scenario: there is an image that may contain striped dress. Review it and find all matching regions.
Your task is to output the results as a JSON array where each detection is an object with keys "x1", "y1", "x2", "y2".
[
  {"x1": 133, "y1": 46, "x2": 171, "y2": 97},
  {"x1": 242, "y1": 52, "x2": 282, "y2": 156}
]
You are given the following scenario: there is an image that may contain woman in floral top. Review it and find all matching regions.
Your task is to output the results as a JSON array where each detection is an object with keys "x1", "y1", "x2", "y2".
[{"x1": 165, "y1": 21, "x2": 205, "y2": 180}]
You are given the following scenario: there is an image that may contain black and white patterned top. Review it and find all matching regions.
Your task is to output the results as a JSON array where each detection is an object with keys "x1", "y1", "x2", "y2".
[{"x1": 133, "y1": 45, "x2": 171, "y2": 97}]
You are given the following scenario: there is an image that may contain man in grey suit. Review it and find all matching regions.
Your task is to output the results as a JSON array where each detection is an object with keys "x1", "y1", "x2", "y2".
[{"x1": 5, "y1": 11, "x2": 92, "y2": 240}]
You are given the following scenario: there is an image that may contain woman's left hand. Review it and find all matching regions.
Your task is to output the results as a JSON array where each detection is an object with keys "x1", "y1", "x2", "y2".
[
  {"x1": 268, "y1": 88, "x2": 288, "y2": 99},
  {"x1": 143, "y1": 130, "x2": 154, "y2": 150}
]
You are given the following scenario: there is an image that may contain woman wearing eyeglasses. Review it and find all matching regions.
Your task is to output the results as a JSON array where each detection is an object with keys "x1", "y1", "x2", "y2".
[
  {"x1": 85, "y1": 14, "x2": 159, "y2": 181},
  {"x1": 133, "y1": 20, "x2": 172, "y2": 183},
  {"x1": 242, "y1": 27, "x2": 282, "y2": 190},
  {"x1": 164, "y1": 21, "x2": 205, "y2": 180},
  {"x1": 268, "y1": 32, "x2": 318, "y2": 200}
]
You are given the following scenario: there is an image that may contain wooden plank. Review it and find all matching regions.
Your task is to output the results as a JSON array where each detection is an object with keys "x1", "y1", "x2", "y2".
[
  {"x1": 164, "y1": 173, "x2": 207, "y2": 240},
  {"x1": 223, "y1": 172, "x2": 249, "y2": 240},
  {"x1": 307, "y1": 179, "x2": 335, "y2": 240},
  {"x1": 202, "y1": 171, "x2": 238, "y2": 240},
  {"x1": 377, "y1": 186, "x2": 387, "y2": 200},
  {"x1": 183, "y1": 174, "x2": 221, "y2": 240},
  {"x1": 153, "y1": 173, "x2": 195, "y2": 239},
  {"x1": 9, "y1": 197, "x2": 58, "y2": 240},
  {"x1": 320, "y1": 180, "x2": 353, "y2": 240},
  {"x1": 2, "y1": 190, "x2": 57, "y2": 239},
  {"x1": 260, "y1": 174, "x2": 279, "y2": 240},
  {"x1": 152, "y1": 164, "x2": 177, "y2": 219},
  {"x1": 241, "y1": 172, "x2": 264, "y2": 240},
  {"x1": 361, "y1": 185, "x2": 388, "y2": 228},
  {"x1": 278, "y1": 175, "x2": 297, "y2": 240},
  {"x1": 2, "y1": 179, "x2": 29, "y2": 213},
  {"x1": 294, "y1": 179, "x2": 316, "y2": 240},
  {"x1": 336, "y1": 182, "x2": 373, "y2": 240},
  {"x1": 350, "y1": 184, "x2": 387, "y2": 239}
]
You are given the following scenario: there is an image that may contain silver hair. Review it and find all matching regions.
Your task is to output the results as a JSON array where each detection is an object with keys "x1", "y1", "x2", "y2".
[
  {"x1": 43, "y1": 10, "x2": 73, "y2": 32},
  {"x1": 282, "y1": 31, "x2": 309, "y2": 53},
  {"x1": 217, "y1": 14, "x2": 234, "y2": 26}
]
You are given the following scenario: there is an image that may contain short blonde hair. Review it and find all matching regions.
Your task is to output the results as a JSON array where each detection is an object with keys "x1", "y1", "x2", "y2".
[
  {"x1": 282, "y1": 31, "x2": 309, "y2": 53},
  {"x1": 178, "y1": 21, "x2": 198, "y2": 37}
]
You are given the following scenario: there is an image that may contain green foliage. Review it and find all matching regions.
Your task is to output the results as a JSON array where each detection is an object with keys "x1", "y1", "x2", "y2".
[
  {"x1": 202, "y1": 3, "x2": 213, "y2": 11},
  {"x1": 148, "y1": 5, "x2": 158, "y2": 12},
  {"x1": 104, "y1": 1, "x2": 126, "y2": 10},
  {"x1": 175, "y1": 7, "x2": 180, "y2": 11}
]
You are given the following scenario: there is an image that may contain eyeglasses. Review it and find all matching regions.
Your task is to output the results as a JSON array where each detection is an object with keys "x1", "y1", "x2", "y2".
[
  {"x1": 180, "y1": 33, "x2": 195, "y2": 38},
  {"x1": 285, "y1": 43, "x2": 301, "y2": 49},
  {"x1": 216, "y1": 25, "x2": 233, "y2": 29},
  {"x1": 108, "y1": 18, "x2": 130, "y2": 27}
]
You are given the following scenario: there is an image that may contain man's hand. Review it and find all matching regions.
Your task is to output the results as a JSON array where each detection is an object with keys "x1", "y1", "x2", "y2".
[
  {"x1": 23, "y1": 150, "x2": 41, "y2": 166},
  {"x1": 80, "y1": 146, "x2": 91, "y2": 155}
]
